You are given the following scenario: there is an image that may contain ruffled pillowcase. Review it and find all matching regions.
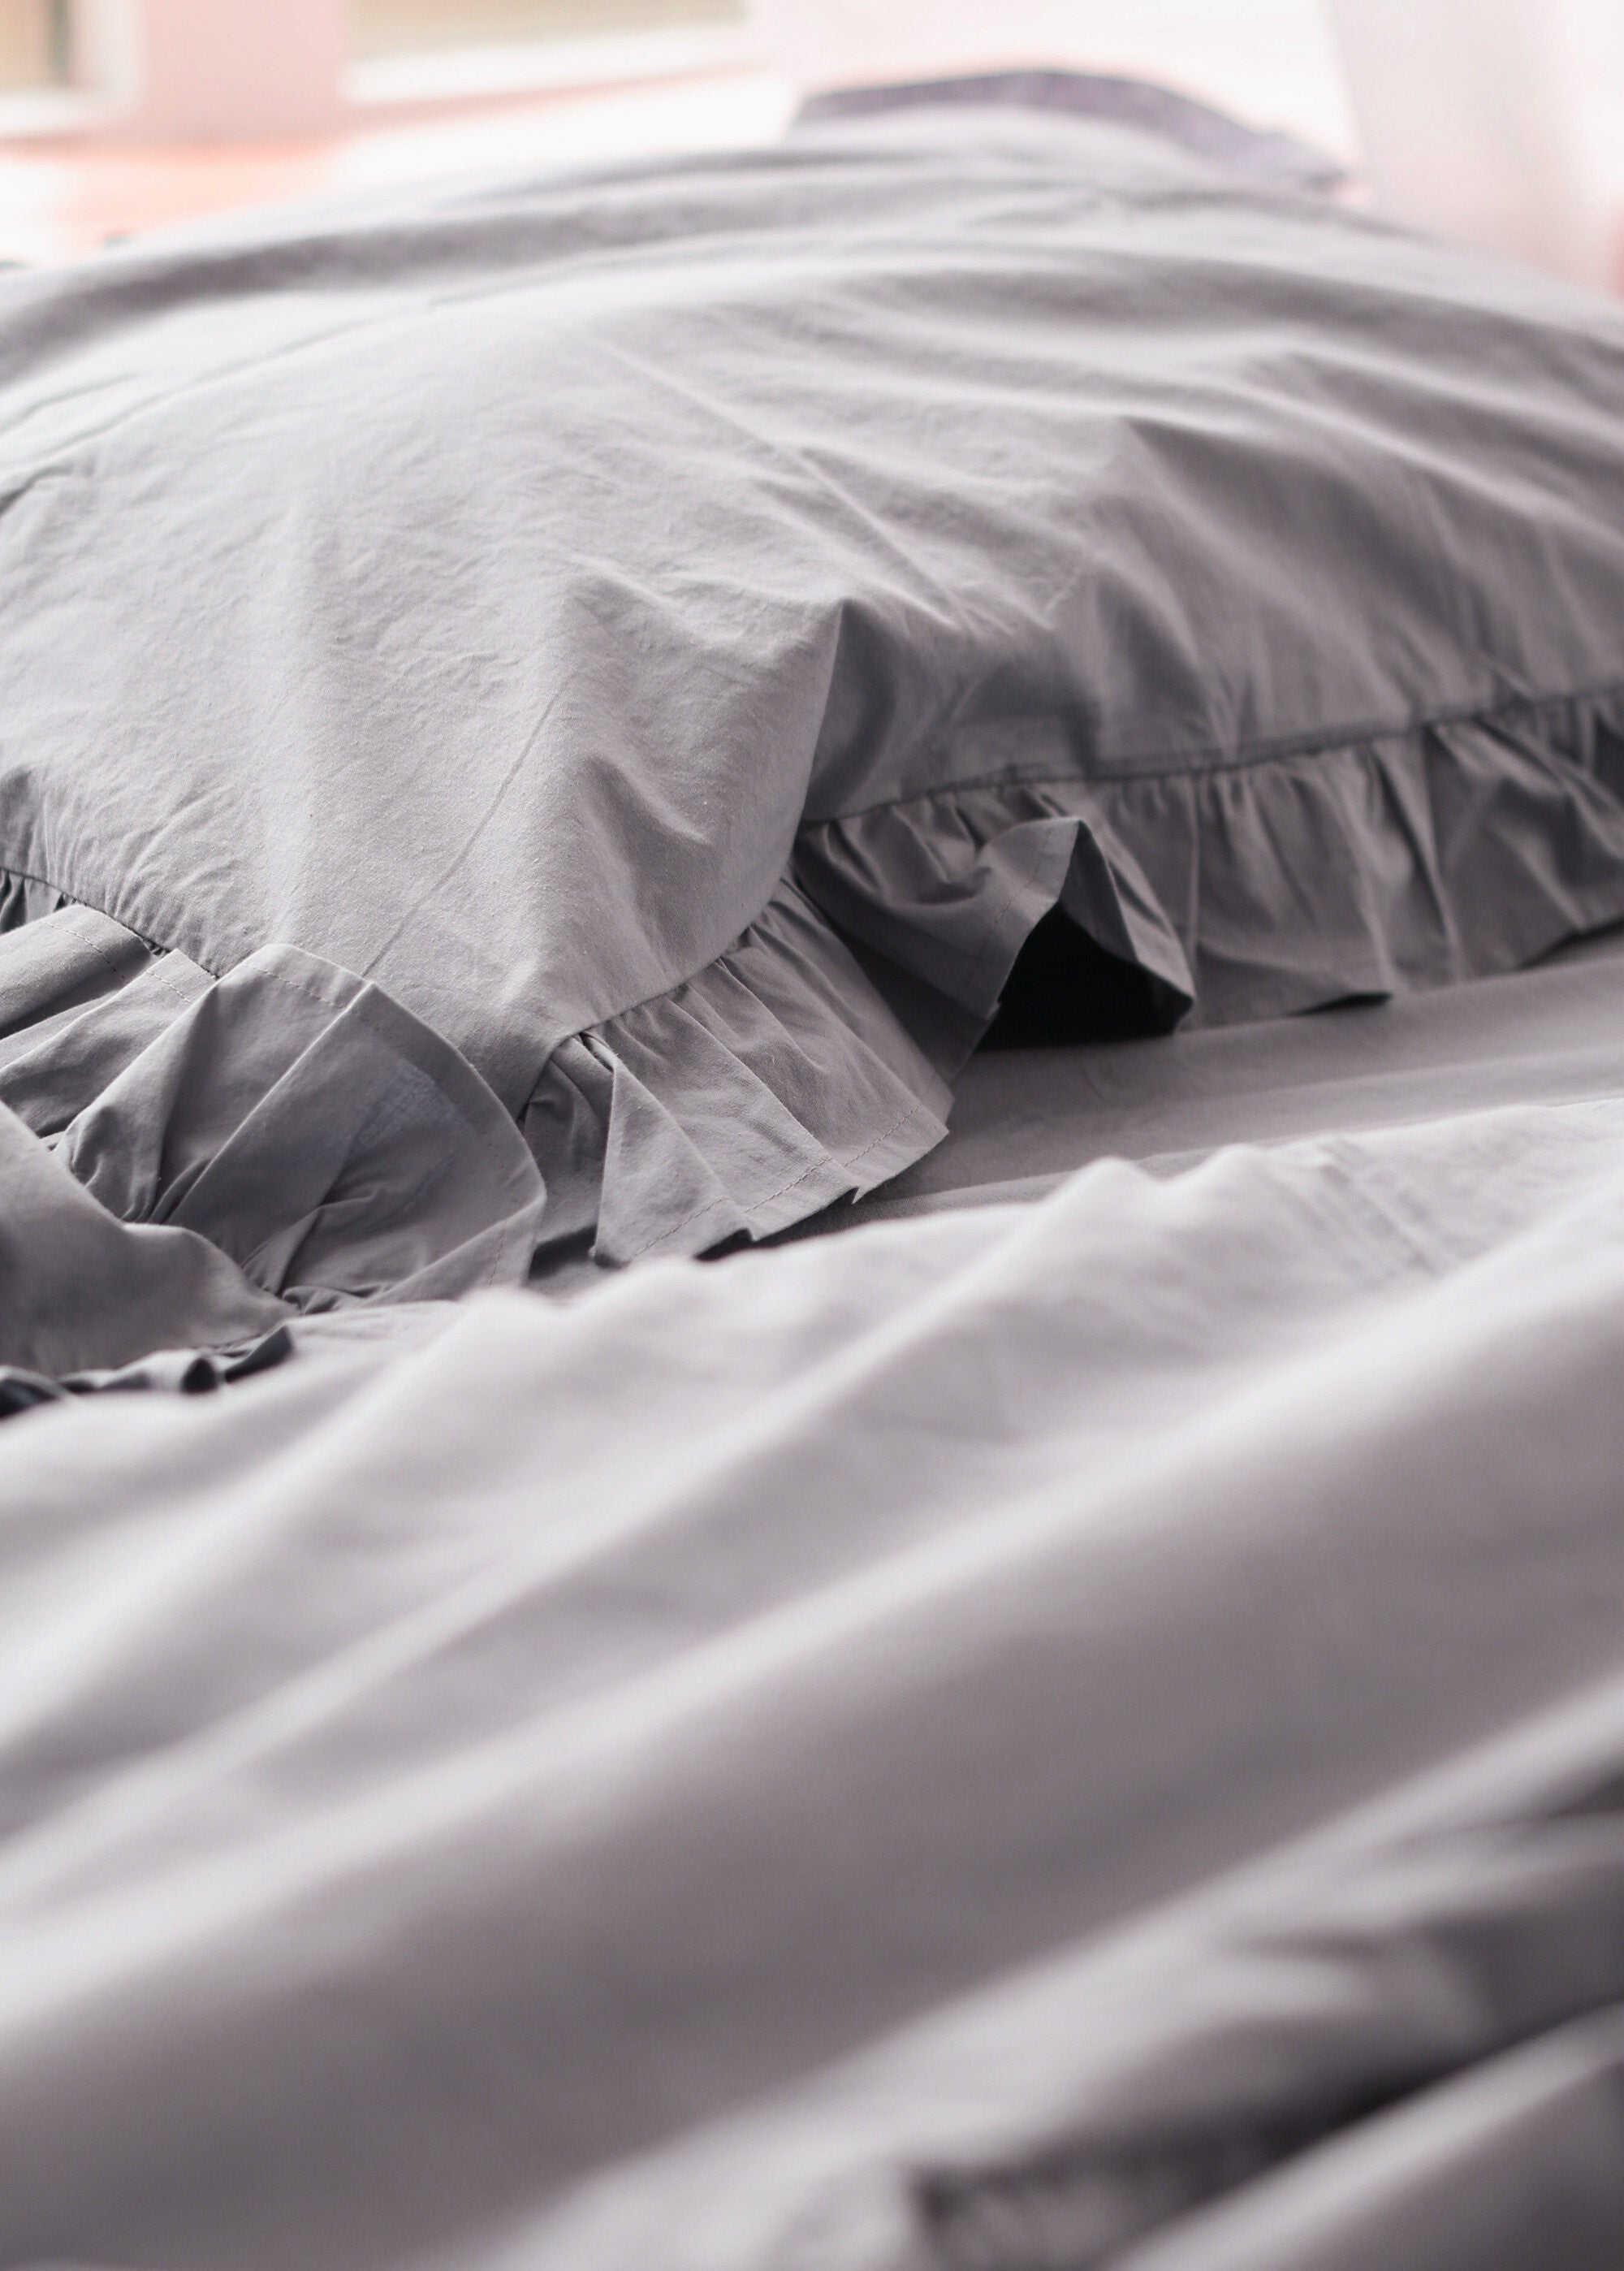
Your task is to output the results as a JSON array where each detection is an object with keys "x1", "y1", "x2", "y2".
[{"x1": 2, "y1": 103, "x2": 1623, "y2": 1292}]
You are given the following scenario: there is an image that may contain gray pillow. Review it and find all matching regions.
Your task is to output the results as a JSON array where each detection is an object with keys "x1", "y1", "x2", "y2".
[{"x1": 2, "y1": 103, "x2": 1622, "y2": 1278}]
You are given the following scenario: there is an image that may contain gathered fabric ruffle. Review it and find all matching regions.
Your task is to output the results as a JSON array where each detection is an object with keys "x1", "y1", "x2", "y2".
[
  {"x1": 149, "y1": 681, "x2": 1622, "y2": 1293},
  {"x1": 9, "y1": 681, "x2": 1624, "y2": 1336},
  {"x1": 0, "y1": 904, "x2": 545, "y2": 1391},
  {"x1": 520, "y1": 876, "x2": 951, "y2": 1275},
  {"x1": 796, "y1": 683, "x2": 1624, "y2": 1066},
  {"x1": 0, "y1": 882, "x2": 952, "y2": 1347}
]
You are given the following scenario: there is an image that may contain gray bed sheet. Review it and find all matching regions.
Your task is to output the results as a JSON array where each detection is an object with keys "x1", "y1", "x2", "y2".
[
  {"x1": 6, "y1": 1034, "x2": 1624, "y2": 2266},
  {"x1": 829, "y1": 924, "x2": 1624, "y2": 1226}
]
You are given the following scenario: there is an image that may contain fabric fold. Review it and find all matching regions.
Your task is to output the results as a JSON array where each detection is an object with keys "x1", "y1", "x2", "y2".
[
  {"x1": 795, "y1": 683, "x2": 1624, "y2": 1054},
  {"x1": 8, "y1": 1097, "x2": 1624, "y2": 2263},
  {"x1": 11, "y1": 683, "x2": 1624, "y2": 1313},
  {"x1": 522, "y1": 878, "x2": 952, "y2": 1272},
  {"x1": 0, "y1": 916, "x2": 546, "y2": 1386}
]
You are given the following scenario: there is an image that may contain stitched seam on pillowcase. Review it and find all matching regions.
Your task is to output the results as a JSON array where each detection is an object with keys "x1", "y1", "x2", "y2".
[
  {"x1": 0, "y1": 856, "x2": 847, "y2": 1200},
  {"x1": 0, "y1": 861, "x2": 188, "y2": 966},
  {"x1": 11, "y1": 671, "x2": 1623, "y2": 1124},
  {"x1": 802, "y1": 672, "x2": 1624, "y2": 827},
  {"x1": 12, "y1": 681, "x2": 1622, "y2": 980},
  {"x1": 546, "y1": 875, "x2": 830, "y2": 1075}
]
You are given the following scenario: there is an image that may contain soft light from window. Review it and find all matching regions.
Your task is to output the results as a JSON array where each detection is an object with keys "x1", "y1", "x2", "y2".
[{"x1": 351, "y1": 0, "x2": 743, "y2": 60}]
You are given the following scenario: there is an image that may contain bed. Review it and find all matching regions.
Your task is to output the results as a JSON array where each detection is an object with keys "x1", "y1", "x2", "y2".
[
  {"x1": 2, "y1": 74, "x2": 1624, "y2": 2271},
  {"x1": 809, "y1": 919, "x2": 1624, "y2": 1227}
]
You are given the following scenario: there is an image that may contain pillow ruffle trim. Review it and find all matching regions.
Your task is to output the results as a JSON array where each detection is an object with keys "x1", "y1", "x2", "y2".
[
  {"x1": 8, "y1": 681, "x2": 1624, "y2": 1332},
  {"x1": 0, "y1": 907, "x2": 546, "y2": 1391},
  {"x1": 796, "y1": 682, "x2": 1624, "y2": 1058},
  {"x1": 520, "y1": 876, "x2": 951, "y2": 1276}
]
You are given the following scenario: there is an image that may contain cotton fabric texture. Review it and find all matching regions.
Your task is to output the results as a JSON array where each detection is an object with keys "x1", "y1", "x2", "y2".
[
  {"x1": 6, "y1": 1095, "x2": 1624, "y2": 2266},
  {"x1": 2, "y1": 102, "x2": 1624, "y2": 1310},
  {"x1": 0, "y1": 901, "x2": 545, "y2": 1386}
]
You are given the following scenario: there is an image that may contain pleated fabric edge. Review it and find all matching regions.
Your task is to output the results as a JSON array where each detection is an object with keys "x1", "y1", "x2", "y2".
[
  {"x1": 8, "y1": 677, "x2": 1624, "y2": 1334},
  {"x1": 797, "y1": 681, "x2": 1624, "y2": 1048}
]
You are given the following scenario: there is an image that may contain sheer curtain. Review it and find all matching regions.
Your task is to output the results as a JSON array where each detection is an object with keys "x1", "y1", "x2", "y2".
[{"x1": 1328, "y1": 0, "x2": 1607, "y2": 283}]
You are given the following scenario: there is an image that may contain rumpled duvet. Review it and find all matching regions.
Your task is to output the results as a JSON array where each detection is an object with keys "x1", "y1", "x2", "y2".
[{"x1": 5, "y1": 1092, "x2": 1624, "y2": 2269}]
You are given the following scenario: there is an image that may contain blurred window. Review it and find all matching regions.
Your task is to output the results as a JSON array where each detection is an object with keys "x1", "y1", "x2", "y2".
[
  {"x1": 0, "y1": 0, "x2": 71, "y2": 89},
  {"x1": 351, "y1": 0, "x2": 743, "y2": 58}
]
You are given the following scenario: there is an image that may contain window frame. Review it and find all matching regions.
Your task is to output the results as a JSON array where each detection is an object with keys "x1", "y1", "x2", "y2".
[{"x1": 0, "y1": 0, "x2": 765, "y2": 142}]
